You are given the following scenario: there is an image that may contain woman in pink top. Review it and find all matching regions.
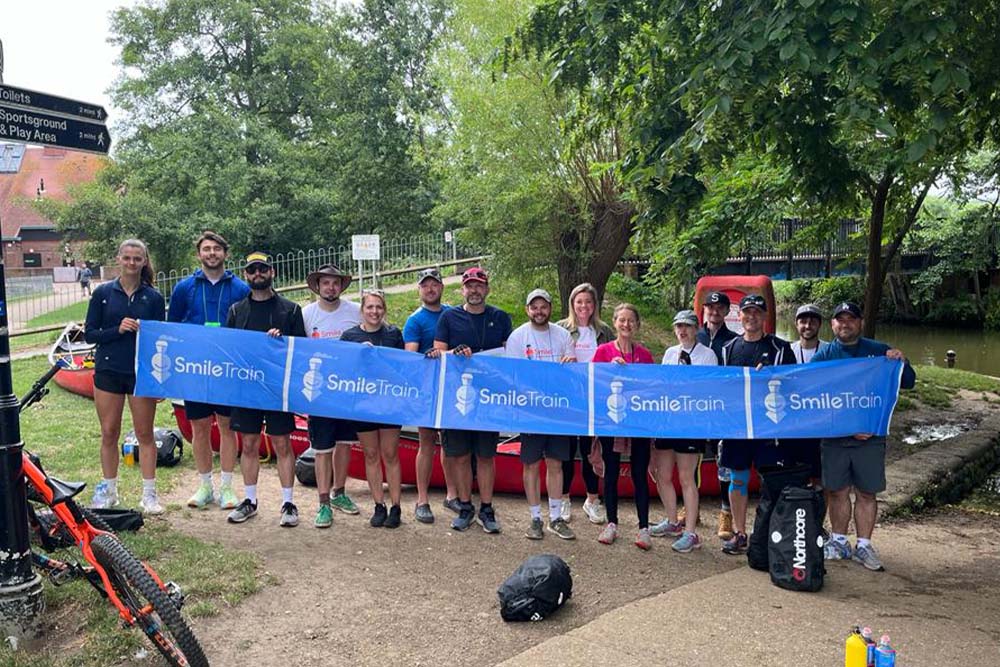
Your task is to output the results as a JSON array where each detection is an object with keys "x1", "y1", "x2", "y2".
[{"x1": 592, "y1": 303, "x2": 655, "y2": 550}]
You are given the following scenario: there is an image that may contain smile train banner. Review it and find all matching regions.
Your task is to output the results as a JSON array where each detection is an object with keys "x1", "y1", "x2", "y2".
[{"x1": 135, "y1": 322, "x2": 904, "y2": 438}]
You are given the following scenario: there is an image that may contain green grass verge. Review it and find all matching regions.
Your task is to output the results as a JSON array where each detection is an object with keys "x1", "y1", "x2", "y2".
[
  {"x1": 10, "y1": 301, "x2": 91, "y2": 354},
  {"x1": 899, "y1": 364, "x2": 1000, "y2": 411},
  {"x1": 3, "y1": 356, "x2": 265, "y2": 666}
]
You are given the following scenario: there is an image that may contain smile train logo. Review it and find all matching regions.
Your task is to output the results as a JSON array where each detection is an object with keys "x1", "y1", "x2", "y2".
[
  {"x1": 302, "y1": 355, "x2": 323, "y2": 402},
  {"x1": 607, "y1": 380, "x2": 627, "y2": 424},
  {"x1": 455, "y1": 372, "x2": 476, "y2": 416},
  {"x1": 151, "y1": 337, "x2": 171, "y2": 383},
  {"x1": 765, "y1": 379, "x2": 786, "y2": 424}
]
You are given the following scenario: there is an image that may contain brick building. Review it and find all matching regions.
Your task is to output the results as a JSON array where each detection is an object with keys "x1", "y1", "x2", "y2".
[{"x1": 0, "y1": 143, "x2": 105, "y2": 270}]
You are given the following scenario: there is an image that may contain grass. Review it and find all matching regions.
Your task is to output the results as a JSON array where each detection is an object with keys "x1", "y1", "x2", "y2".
[
  {"x1": 3, "y1": 356, "x2": 265, "y2": 667},
  {"x1": 10, "y1": 301, "x2": 91, "y2": 354},
  {"x1": 898, "y1": 364, "x2": 1000, "y2": 411}
]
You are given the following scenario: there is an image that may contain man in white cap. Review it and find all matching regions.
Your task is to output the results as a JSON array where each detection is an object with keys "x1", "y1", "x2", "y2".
[
  {"x1": 790, "y1": 303, "x2": 829, "y2": 363},
  {"x1": 506, "y1": 288, "x2": 577, "y2": 540}
]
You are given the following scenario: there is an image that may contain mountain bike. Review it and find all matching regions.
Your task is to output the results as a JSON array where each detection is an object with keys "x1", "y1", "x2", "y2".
[{"x1": 20, "y1": 363, "x2": 209, "y2": 667}]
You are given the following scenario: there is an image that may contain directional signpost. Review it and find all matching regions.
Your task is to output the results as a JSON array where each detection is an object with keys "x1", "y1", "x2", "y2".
[
  {"x1": 0, "y1": 83, "x2": 106, "y2": 121},
  {"x1": 0, "y1": 84, "x2": 110, "y2": 155}
]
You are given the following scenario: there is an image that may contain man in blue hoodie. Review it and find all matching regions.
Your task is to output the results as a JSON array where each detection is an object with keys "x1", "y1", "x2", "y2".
[
  {"x1": 812, "y1": 302, "x2": 916, "y2": 572},
  {"x1": 168, "y1": 231, "x2": 250, "y2": 511}
]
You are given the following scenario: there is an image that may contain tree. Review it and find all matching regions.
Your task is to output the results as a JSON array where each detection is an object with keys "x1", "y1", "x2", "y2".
[{"x1": 522, "y1": 0, "x2": 1000, "y2": 334}]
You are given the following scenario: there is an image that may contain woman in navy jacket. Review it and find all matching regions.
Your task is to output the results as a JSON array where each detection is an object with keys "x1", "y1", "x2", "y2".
[{"x1": 84, "y1": 239, "x2": 165, "y2": 514}]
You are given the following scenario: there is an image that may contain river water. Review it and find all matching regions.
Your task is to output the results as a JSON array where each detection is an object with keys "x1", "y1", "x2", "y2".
[{"x1": 773, "y1": 318, "x2": 1000, "y2": 377}]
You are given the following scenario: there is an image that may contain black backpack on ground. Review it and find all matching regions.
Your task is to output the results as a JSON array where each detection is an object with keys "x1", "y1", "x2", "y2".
[
  {"x1": 748, "y1": 463, "x2": 813, "y2": 571},
  {"x1": 768, "y1": 485, "x2": 826, "y2": 592},
  {"x1": 498, "y1": 554, "x2": 572, "y2": 622},
  {"x1": 295, "y1": 448, "x2": 318, "y2": 487},
  {"x1": 124, "y1": 428, "x2": 184, "y2": 467}
]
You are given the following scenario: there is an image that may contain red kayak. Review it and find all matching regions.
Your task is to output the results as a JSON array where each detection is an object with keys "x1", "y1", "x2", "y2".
[
  {"x1": 172, "y1": 402, "x2": 745, "y2": 496},
  {"x1": 50, "y1": 323, "x2": 95, "y2": 399}
]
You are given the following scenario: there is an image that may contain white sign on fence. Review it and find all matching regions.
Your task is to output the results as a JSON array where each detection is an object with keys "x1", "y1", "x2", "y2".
[
  {"x1": 351, "y1": 234, "x2": 380, "y2": 261},
  {"x1": 444, "y1": 230, "x2": 453, "y2": 243}
]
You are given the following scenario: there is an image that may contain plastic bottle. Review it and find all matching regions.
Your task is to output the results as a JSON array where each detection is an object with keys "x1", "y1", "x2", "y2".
[
  {"x1": 845, "y1": 627, "x2": 868, "y2": 667},
  {"x1": 874, "y1": 635, "x2": 896, "y2": 667},
  {"x1": 122, "y1": 434, "x2": 138, "y2": 466},
  {"x1": 861, "y1": 627, "x2": 876, "y2": 667}
]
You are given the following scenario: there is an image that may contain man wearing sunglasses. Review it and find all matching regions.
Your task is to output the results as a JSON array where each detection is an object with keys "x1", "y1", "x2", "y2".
[{"x1": 225, "y1": 252, "x2": 307, "y2": 528}]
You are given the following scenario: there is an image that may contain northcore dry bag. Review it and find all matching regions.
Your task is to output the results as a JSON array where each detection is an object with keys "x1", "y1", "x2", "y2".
[
  {"x1": 767, "y1": 485, "x2": 825, "y2": 592},
  {"x1": 748, "y1": 463, "x2": 812, "y2": 571},
  {"x1": 498, "y1": 554, "x2": 572, "y2": 622}
]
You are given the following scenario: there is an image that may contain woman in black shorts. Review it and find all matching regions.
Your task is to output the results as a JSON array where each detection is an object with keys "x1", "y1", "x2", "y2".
[
  {"x1": 340, "y1": 290, "x2": 406, "y2": 528},
  {"x1": 84, "y1": 239, "x2": 165, "y2": 514}
]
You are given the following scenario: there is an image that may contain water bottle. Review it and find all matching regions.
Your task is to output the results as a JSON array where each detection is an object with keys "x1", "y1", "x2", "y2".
[
  {"x1": 845, "y1": 627, "x2": 868, "y2": 667},
  {"x1": 861, "y1": 627, "x2": 876, "y2": 667},
  {"x1": 122, "y1": 434, "x2": 138, "y2": 466},
  {"x1": 874, "y1": 635, "x2": 896, "y2": 667}
]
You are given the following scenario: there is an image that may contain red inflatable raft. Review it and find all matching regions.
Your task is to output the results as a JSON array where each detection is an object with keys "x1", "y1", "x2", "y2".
[{"x1": 50, "y1": 323, "x2": 96, "y2": 399}]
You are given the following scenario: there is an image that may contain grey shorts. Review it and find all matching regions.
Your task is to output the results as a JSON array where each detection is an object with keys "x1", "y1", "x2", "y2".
[
  {"x1": 442, "y1": 429, "x2": 498, "y2": 458},
  {"x1": 820, "y1": 437, "x2": 886, "y2": 494},
  {"x1": 519, "y1": 434, "x2": 572, "y2": 464}
]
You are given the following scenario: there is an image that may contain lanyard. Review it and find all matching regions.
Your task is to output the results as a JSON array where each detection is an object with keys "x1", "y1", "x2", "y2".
[{"x1": 201, "y1": 279, "x2": 226, "y2": 326}]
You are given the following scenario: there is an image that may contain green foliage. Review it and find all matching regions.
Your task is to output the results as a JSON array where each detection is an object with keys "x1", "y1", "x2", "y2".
[
  {"x1": 808, "y1": 276, "x2": 865, "y2": 309},
  {"x1": 605, "y1": 273, "x2": 661, "y2": 311},
  {"x1": 985, "y1": 290, "x2": 1000, "y2": 331}
]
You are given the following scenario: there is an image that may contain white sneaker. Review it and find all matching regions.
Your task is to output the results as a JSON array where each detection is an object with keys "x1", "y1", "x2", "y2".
[
  {"x1": 90, "y1": 481, "x2": 119, "y2": 509},
  {"x1": 583, "y1": 498, "x2": 607, "y2": 524},
  {"x1": 560, "y1": 498, "x2": 572, "y2": 523},
  {"x1": 141, "y1": 493, "x2": 165, "y2": 515}
]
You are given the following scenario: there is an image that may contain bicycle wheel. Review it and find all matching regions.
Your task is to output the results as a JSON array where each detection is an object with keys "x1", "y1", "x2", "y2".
[{"x1": 90, "y1": 534, "x2": 208, "y2": 667}]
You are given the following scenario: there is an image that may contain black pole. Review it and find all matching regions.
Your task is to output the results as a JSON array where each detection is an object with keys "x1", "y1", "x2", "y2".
[{"x1": 0, "y1": 255, "x2": 45, "y2": 634}]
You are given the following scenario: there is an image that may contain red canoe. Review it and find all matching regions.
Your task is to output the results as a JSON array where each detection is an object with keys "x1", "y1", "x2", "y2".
[
  {"x1": 49, "y1": 324, "x2": 96, "y2": 399},
  {"x1": 172, "y1": 402, "x2": 748, "y2": 497}
]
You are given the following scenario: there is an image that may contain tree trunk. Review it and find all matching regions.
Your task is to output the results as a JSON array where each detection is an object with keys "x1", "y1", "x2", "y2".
[{"x1": 862, "y1": 175, "x2": 893, "y2": 338}]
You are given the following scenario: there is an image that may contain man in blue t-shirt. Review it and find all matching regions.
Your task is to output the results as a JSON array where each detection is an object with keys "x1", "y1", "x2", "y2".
[
  {"x1": 167, "y1": 231, "x2": 251, "y2": 512},
  {"x1": 811, "y1": 302, "x2": 916, "y2": 572},
  {"x1": 429, "y1": 267, "x2": 512, "y2": 534},
  {"x1": 402, "y1": 268, "x2": 453, "y2": 524}
]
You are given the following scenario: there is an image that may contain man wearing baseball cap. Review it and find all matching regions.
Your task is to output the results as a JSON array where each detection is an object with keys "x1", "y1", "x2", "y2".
[
  {"x1": 811, "y1": 302, "x2": 916, "y2": 571},
  {"x1": 302, "y1": 264, "x2": 362, "y2": 528},
  {"x1": 505, "y1": 288, "x2": 577, "y2": 541},
  {"x1": 402, "y1": 267, "x2": 455, "y2": 523},
  {"x1": 718, "y1": 294, "x2": 795, "y2": 555},
  {"x1": 784, "y1": 303, "x2": 830, "y2": 485},
  {"x1": 430, "y1": 267, "x2": 513, "y2": 533}
]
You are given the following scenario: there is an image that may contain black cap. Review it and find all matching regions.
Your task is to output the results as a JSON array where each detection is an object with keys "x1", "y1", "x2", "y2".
[
  {"x1": 244, "y1": 251, "x2": 273, "y2": 269},
  {"x1": 705, "y1": 291, "x2": 730, "y2": 308},
  {"x1": 739, "y1": 294, "x2": 767, "y2": 312},
  {"x1": 833, "y1": 302, "x2": 863, "y2": 319}
]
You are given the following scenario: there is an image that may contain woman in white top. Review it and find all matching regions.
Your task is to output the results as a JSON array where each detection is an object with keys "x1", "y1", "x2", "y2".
[{"x1": 651, "y1": 310, "x2": 717, "y2": 553}]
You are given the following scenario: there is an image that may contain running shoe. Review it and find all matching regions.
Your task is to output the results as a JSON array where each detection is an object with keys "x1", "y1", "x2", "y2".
[
  {"x1": 443, "y1": 497, "x2": 462, "y2": 514},
  {"x1": 823, "y1": 538, "x2": 852, "y2": 561},
  {"x1": 717, "y1": 510, "x2": 734, "y2": 540},
  {"x1": 852, "y1": 543, "x2": 885, "y2": 571},
  {"x1": 548, "y1": 518, "x2": 575, "y2": 540},
  {"x1": 478, "y1": 505, "x2": 501, "y2": 534},
  {"x1": 672, "y1": 531, "x2": 702, "y2": 553},
  {"x1": 650, "y1": 519, "x2": 684, "y2": 538},
  {"x1": 227, "y1": 499, "x2": 258, "y2": 524},
  {"x1": 187, "y1": 483, "x2": 214, "y2": 509},
  {"x1": 560, "y1": 498, "x2": 572, "y2": 523},
  {"x1": 414, "y1": 503, "x2": 434, "y2": 524},
  {"x1": 218, "y1": 484, "x2": 239, "y2": 510},
  {"x1": 140, "y1": 492, "x2": 165, "y2": 516},
  {"x1": 597, "y1": 522, "x2": 618, "y2": 545},
  {"x1": 451, "y1": 503, "x2": 475, "y2": 531},
  {"x1": 279, "y1": 502, "x2": 299, "y2": 527},
  {"x1": 331, "y1": 493, "x2": 360, "y2": 515},
  {"x1": 635, "y1": 527, "x2": 653, "y2": 551},
  {"x1": 582, "y1": 498, "x2": 607, "y2": 525},
  {"x1": 721, "y1": 531, "x2": 748, "y2": 555},
  {"x1": 370, "y1": 503, "x2": 388, "y2": 528},
  {"x1": 314, "y1": 503, "x2": 333, "y2": 529},
  {"x1": 90, "y1": 481, "x2": 119, "y2": 510},
  {"x1": 385, "y1": 504, "x2": 402, "y2": 529},
  {"x1": 525, "y1": 517, "x2": 544, "y2": 540}
]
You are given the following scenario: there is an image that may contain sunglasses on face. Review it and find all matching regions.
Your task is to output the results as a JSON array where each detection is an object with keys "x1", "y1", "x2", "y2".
[{"x1": 246, "y1": 264, "x2": 271, "y2": 275}]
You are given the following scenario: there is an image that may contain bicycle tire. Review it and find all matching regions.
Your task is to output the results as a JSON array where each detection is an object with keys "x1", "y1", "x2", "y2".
[{"x1": 90, "y1": 534, "x2": 209, "y2": 667}]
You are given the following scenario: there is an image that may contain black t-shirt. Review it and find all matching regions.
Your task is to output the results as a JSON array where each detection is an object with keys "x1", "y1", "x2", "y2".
[
  {"x1": 229, "y1": 295, "x2": 307, "y2": 337},
  {"x1": 340, "y1": 324, "x2": 405, "y2": 349},
  {"x1": 723, "y1": 334, "x2": 795, "y2": 368},
  {"x1": 435, "y1": 305, "x2": 513, "y2": 353}
]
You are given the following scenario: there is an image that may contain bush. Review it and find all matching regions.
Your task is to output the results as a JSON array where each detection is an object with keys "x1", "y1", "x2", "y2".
[
  {"x1": 985, "y1": 289, "x2": 1000, "y2": 331},
  {"x1": 606, "y1": 272, "x2": 662, "y2": 310},
  {"x1": 808, "y1": 276, "x2": 864, "y2": 309},
  {"x1": 774, "y1": 278, "x2": 814, "y2": 306},
  {"x1": 927, "y1": 294, "x2": 982, "y2": 325}
]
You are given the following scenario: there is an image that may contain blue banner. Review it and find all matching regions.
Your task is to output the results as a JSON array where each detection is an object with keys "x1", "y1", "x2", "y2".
[{"x1": 135, "y1": 322, "x2": 904, "y2": 438}]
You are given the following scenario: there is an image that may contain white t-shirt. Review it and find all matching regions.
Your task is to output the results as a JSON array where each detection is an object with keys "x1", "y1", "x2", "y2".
[
  {"x1": 662, "y1": 342, "x2": 718, "y2": 366},
  {"x1": 573, "y1": 325, "x2": 598, "y2": 363},
  {"x1": 791, "y1": 340, "x2": 827, "y2": 364},
  {"x1": 506, "y1": 323, "x2": 575, "y2": 362},
  {"x1": 302, "y1": 300, "x2": 361, "y2": 340}
]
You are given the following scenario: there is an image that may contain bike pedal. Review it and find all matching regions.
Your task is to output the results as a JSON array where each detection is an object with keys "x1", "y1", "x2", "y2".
[{"x1": 165, "y1": 581, "x2": 185, "y2": 609}]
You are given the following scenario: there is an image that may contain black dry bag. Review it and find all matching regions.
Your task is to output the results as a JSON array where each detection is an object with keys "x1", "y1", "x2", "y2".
[
  {"x1": 767, "y1": 485, "x2": 826, "y2": 592},
  {"x1": 498, "y1": 554, "x2": 572, "y2": 622},
  {"x1": 295, "y1": 448, "x2": 318, "y2": 487},
  {"x1": 748, "y1": 463, "x2": 812, "y2": 571}
]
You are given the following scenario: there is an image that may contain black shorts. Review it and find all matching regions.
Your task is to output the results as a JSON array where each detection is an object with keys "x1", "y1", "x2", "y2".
[
  {"x1": 353, "y1": 421, "x2": 398, "y2": 435},
  {"x1": 230, "y1": 408, "x2": 296, "y2": 436},
  {"x1": 307, "y1": 417, "x2": 359, "y2": 451},
  {"x1": 781, "y1": 438, "x2": 822, "y2": 479},
  {"x1": 94, "y1": 370, "x2": 136, "y2": 395},
  {"x1": 719, "y1": 438, "x2": 788, "y2": 471},
  {"x1": 184, "y1": 400, "x2": 232, "y2": 421},
  {"x1": 654, "y1": 439, "x2": 707, "y2": 454},
  {"x1": 442, "y1": 429, "x2": 497, "y2": 458},
  {"x1": 519, "y1": 434, "x2": 572, "y2": 464}
]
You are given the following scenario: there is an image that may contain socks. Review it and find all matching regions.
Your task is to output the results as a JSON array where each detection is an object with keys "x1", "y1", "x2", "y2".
[
  {"x1": 831, "y1": 532, "x2": 848, "y2": 544},
  {"x1": 529, "y1": 504, "x2": 541, "y2": 520},
  {"x1": 281, "y1": 487, "x2": 294, "y2": 504},
  {"x1": 333, "y1": 487, "x2": 345, "y2": 497},
  {"x1": 319, "y1": 492, "x2": 331, "y2": 505},
  {"x1": 142, "y1": 478, "x2": 156, "y2": 495},
  {"x1": 220, "y1": 472, "x2": 234, "y2": 487},
  {"x1": 857, "y1": 537, "x2": 871, "y2": 549},
  {"x1": 103, "y1": 477, "x2": 118, "y2": 493},
  {"x1": 548, "y1": 498, "x2": 562, "y2": 521},
  {"x1": 245, "y1": 484, "x2": 258, "y2": 504},
  {"x1": 200, "y1": 472, "x2": 212, "y2": 486}
]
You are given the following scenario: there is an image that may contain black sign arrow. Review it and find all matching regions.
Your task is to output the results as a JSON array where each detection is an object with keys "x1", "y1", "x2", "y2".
[
  {"x1": 0, "y1": 84, "x2": 107, "y2": 122},
  {"x1": 0, "y1": 104, "x2": 111, "y2": 155}
]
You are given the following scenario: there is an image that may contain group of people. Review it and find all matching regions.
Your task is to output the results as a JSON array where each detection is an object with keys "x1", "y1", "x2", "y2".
[{"x1": 83, "y1": 231, "x2": 915, "y2": 572}]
